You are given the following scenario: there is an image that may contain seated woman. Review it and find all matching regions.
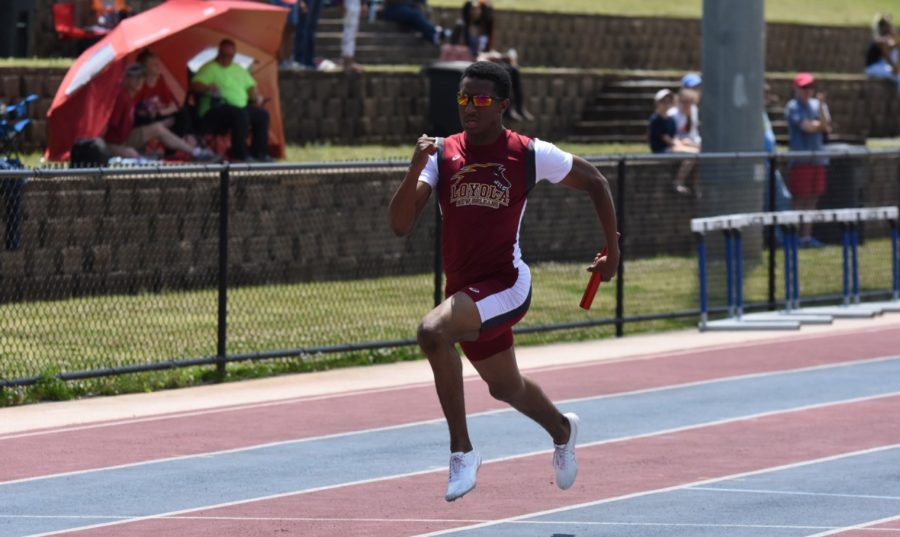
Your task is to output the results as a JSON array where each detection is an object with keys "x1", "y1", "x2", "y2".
[
  {"x1": 462, "y1": 0, "x2": 532, "y2": 121},
  {"x1": 865, "y1": 14, "x2": 900, "y2": 94},
  {"x1": 104, "y1": 63, "x2": 217, "y2": 161},
  {"x1": 135, "y1": 49, "x2": 195, "y2": 144}
]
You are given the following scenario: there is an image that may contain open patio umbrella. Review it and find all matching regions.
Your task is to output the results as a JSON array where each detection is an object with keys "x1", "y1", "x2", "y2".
[{"x1": 46, "y1": 0, "x2": 288, "y2": 161}]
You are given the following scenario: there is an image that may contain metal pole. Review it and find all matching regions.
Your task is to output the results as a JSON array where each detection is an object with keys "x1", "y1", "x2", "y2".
[
  {"x1": 767, "y1": 156, "x2": 777, "y2": 309},
  {"x1": 697, "y1": 232, "x2": 708, "y2": 330},
  {"x1": 851, "y1": 222, "x2": 860, "y2": 304},
  {"x1": 892, "y1": 220, "x2": 899, "y2": 300},
  {"x1": 734, "y1": 228, "x2": 744, "y2": 318},
  {"x1": 615, "y1": 159, "x2": 626, "y2": 337},
  {"x1": 783, "y1": 224, "x2": 793, "y2": 312},
  {"x1": 842, "y1": 222, "x2": 850, "y2": 306},
  {"x1": 216, "y1": 166, "x2": 230, "y2": 377},
  {"x1": 433, "y1": 197, "x2": 442, "y2": 307},
  {"x1": 724, "y1": 229, "x2": 734, "y2": 318}
]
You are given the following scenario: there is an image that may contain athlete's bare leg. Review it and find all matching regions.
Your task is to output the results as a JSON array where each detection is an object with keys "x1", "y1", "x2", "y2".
[
  {"x1": 416, "y1": 292, "x2": 482, "y2": 453},
  {"x1": 471, "y1": 347, "x2": 570, "y2": 444}
]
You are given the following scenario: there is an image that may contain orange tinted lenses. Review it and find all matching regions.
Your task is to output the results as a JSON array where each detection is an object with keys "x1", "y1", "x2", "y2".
[{"x1": 456, "y1": 93, "x2": 496, "y2": 107}]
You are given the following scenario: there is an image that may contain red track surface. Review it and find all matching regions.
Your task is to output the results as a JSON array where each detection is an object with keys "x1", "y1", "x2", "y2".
[
  {"x1": 3, "y1": 326, "x2": 898, "y2": 483},
  {"x1": 63, "y1": 395, "x2": 900, "y2": 536},
  {"x1": 14, "y1": 324, "x2": 898, "y2": 537}
]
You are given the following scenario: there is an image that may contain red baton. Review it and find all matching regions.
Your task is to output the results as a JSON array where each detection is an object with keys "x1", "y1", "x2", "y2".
[{"x1": 580, "y1": 234, "x2": 619, "y2": 310}]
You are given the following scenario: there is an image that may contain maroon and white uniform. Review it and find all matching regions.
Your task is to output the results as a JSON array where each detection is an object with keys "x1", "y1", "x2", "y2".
[{"x1": 418, "y1": 129, "x2": 573, "y2": 360}]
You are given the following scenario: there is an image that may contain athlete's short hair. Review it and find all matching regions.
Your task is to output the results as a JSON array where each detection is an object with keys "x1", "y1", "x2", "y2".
[{"x1": 462, "y1": 61, "x2": 511, "y2": 100}]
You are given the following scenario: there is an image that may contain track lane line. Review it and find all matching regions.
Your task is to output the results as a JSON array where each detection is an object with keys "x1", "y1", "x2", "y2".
[
  {"x1": 18, "y1": 395, "x2": 900, "y2": 537},
  {"x1": 4, "y1": 357, "x2": 898, "y2": 487}
]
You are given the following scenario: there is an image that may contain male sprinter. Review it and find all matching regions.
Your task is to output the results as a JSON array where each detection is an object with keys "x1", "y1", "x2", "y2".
[{"x1": 389, "y1": 61, "x2": 619, "y2": 501}]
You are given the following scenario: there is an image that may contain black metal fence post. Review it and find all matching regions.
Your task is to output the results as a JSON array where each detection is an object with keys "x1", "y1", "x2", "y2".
[
  {"x1": 615, "y1": 158, "x2": 626, "y2": 337},
  {"x1": 433, "y1": 197, "x2": 442, "y2": 307},
  {"x1": 767, "y1": 155, "x2": 777, "y2": 310},
  {"x1": 216, "y1": 166, "x2": 230, "y2": 377}
]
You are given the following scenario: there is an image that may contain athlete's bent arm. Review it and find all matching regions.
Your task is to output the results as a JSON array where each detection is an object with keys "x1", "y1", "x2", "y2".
[
  {"x1": 558, "y1": 156, "x2": 620, "y2": 281},
  {"x1": 390, "y1": 135, "x2": 437, "y2": 236}
]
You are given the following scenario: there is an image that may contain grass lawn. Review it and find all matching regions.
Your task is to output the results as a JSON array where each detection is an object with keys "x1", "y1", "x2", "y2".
[
  {"x1": 1, "y1": 237, "x2": 894, "y2": 406},
  {"x1": 429, "y1": 0, "x2": 895, "y2": 26}
]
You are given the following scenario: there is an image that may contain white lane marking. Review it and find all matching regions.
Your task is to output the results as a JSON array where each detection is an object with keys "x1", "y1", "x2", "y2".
[
  {"x1": 690, "y1": 486, "x2": 900, "y2": 502},
  {"x1": 3, "y1": 355, "x2": 900, "y2": 488},
  {"x1": 413, "y1": 444, "x2": 900, "y2": 537},
  {"x1": 17, "y1": 402, "x2": 900, "y2": 536},
  {"x1": 807, "y1": 514, "x2": 900, "y2": 536},
  {"x1": 1, "y1": 513, "x2": 889, "y2": 532},
  {"x1": 6, "y1": 324, "x2": 896, "y2": 440}
]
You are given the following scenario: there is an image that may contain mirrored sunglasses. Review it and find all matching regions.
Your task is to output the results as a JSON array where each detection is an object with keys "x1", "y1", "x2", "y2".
[{"x1": 456, "y1": 92, "x2": 501, "y2": 107}]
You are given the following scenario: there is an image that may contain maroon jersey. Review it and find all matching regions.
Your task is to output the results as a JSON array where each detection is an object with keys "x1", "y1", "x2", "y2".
[{"x1": 435, "y1": 130, "x2": 536, "y2": 291}]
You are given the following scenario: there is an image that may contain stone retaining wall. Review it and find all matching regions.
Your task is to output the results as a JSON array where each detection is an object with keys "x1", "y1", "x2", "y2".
[
  {"x1": 30, "y1": 0, "x2": 876, "y2": 74},
  {"x1": 2, "y1": 156, "x2": 897, "y2": 302},
  {"x1": 2, "y1": 67, "x2": 898, "y2": 156},
  {"x1": 431, "y1": 8, "x2": 872, "y2": 74}
]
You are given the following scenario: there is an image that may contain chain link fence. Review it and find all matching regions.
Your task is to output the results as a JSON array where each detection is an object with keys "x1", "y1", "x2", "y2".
[{"x1": 1, "y1": 149, "x2": 898, "y2": 390}]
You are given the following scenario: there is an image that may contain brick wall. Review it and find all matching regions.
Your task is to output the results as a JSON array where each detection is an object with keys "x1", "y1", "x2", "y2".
[
  {"x1": 2, "y1": 157, "x2": 897, "y2": 302},
  {"x1": 3, "y1": 66, "x2": 897, "y2": 156},
  {"x1": 430, "y1": 8, "x2": 873, "y2": 74},
  {"x1": 34, "y1": 1, "x2": 874, "y2": 73}
]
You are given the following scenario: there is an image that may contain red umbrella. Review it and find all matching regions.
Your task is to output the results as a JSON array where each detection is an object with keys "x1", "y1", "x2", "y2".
[{"x1": 46, "y1": 0, "x2": 288, "y2": 161}]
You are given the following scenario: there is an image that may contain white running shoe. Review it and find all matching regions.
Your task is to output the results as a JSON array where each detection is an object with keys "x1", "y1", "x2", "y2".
[
  {"x1": 445, "y1": 449, "x2": 481, "y2": 502},
  {"x1": 553, "y1": 412, "x2": 580, "y2": 490}
]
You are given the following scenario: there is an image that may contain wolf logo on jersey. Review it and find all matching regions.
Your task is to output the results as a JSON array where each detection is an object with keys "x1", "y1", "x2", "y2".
[{"x1": 449, "y1": 163, "x2": 512, "y2": 209}]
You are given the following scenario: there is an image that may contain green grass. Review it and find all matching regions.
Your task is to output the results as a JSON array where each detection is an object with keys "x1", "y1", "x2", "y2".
[
  {"x1": 1, "y1": 237, "x2": 895, "y2": 406},
  {"x1": 430, "y1": 0, "x2": 899, "y2": 26}
]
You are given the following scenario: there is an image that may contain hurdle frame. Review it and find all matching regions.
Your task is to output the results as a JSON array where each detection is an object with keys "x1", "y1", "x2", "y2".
[{"x1": 692, "y1": 206, "x2": 900, "y2": 332}]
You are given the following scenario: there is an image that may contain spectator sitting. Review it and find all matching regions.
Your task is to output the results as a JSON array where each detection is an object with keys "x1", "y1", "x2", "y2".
[
  {"x1": 681, "y1": 72, "x2": 702, "y2": 93},
  {"x1": 383, "y1": 0, "x2": 444, "y2": 45},
  {"x1": 462, "y1": 1, "x2": 532, "y2": 121},
  {"x1": 865, "y1": 13, "x2": 900, "y2": 94},
  {"x1": 135, "y1": 49, "x2": 195, "y2": 145},
  {"x1": 104, "y1": 63, "x2": 217, "y2": 161},
  {"x1": 91, "y1": 0, "x2": 130, "y2": 30},
  {"x1": 650, "y1": 89, "x2": 699, "y2": 198},
  {"x1": 190, "y1": 39, "x2": 272, "y2": 162},
  {"x1": 785, "y1": 72, "x2": 831, "y2": 248},
  {"x1": 668, "y1": 87, "x2": 701, "y2": 148}
]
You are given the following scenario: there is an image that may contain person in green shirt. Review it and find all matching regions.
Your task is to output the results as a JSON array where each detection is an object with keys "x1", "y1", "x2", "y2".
[{"x1": 190, "y1": 39, "x2": 271, "y2": 162}]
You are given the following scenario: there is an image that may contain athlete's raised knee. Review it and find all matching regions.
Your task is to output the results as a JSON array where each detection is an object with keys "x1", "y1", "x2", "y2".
[{"x1": 417, "y1": 319, "x2": 449, "y2": 355}]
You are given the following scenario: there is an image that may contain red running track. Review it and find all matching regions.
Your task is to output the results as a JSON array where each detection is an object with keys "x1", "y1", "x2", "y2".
[{"x1": 4, "y1": 325, "x2": 899, "y2": 483}]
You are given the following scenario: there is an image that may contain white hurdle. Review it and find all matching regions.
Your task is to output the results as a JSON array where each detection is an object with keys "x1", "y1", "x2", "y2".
[
  {"x1": 692, "y1": 213, "x2": 801, "y2": 331},
  {"x1": 691, "y1": 206, "x2": 900, "y2": 332}
]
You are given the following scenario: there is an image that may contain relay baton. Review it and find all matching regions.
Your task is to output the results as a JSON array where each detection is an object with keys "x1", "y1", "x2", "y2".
[{"x1": 579, "y1": 233, "x2": 619, "y2": 310}]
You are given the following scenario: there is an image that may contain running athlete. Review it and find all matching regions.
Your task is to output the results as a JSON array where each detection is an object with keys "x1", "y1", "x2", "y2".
[{"x1": 389, "y1": 61, "x2": 619, "y2": 502}]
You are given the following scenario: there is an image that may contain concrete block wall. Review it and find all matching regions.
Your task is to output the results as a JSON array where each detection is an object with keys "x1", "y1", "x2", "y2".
[
  {"x1": 6, "y1": 66, "x2": 895, "y2": 156},
  {"x1": 2, "y1": 157, "x2": 897, "y2": 302},
  {"x1": 431, "y1": 8, "x2": 871, "y2": 74}
]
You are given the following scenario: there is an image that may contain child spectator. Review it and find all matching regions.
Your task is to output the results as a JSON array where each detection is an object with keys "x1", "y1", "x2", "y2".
[
  {"x1": 650, "y1": 89, "x2": 700, "y2": 197},
  {"x1": 649, "y1": 89, "x2": 676, "y2": 154},
  {"x1": 668, "y1": 87, "x2": 701, "y2": 148}
]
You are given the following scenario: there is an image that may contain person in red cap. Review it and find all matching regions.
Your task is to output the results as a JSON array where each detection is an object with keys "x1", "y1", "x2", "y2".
[{"x1": 784, "y1": 72, "x2": 832, "y2": 248}]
